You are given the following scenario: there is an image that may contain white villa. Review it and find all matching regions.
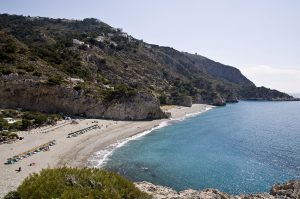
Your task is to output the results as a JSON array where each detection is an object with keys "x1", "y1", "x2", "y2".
[
  {"x1": 72, "y1": 39, "x2": 84, "y2": 45},
  {"x1": 120, "y1": 32, "x2": 128, "y2": 38},
  {"x1": 95, "y1": 36, "x2": 105, "y2": 42},
  {"x1": 110, "y1": 41, "x2": 118, "y2": 47}
]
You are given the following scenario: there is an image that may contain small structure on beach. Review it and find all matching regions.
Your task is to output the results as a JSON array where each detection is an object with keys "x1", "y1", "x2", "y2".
[
  {"x1": 3, "y1": 118, "x2": 16, "y2": 124},
  {"x1": 67, "y1": 124, "x2": 100, "y2": 138}
]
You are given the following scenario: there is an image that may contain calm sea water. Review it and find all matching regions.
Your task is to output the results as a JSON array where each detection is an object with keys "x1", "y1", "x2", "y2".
[{"x1": 103, "y1": 101, "x2": 300, "y2": 194}]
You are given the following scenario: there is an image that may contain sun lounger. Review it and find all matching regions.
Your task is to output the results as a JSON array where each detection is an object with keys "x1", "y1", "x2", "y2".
[{"x1": 4, "y1": 140, "x2": 57, "y2": 165}]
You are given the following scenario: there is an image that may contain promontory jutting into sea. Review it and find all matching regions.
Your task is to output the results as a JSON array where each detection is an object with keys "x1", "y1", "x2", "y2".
[{"x1": 0, "y1": 6, "x2": 300, "y2": 199}]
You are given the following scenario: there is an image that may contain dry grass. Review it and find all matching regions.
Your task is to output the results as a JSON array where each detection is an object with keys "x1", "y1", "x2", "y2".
[{"x1": 160, "y1": 105, "x2": 176, "y2": 111}]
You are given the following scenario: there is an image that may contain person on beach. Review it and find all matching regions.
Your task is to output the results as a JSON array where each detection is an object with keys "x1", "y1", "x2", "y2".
[{"x1": 16, "y1": 167, "x2": 21, "y2": 172}]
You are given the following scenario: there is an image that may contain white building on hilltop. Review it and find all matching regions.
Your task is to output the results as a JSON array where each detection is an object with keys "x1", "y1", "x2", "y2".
[
  {"x1": 95, "y1": 36, "x2": 105, "y2": 42},
  {"x1": 72, "y1": 39, "x2": 84, "y2": 45}
]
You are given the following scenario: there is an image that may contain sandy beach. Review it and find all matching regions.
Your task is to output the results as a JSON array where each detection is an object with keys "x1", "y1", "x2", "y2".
[{"x1": 0, "y1": 104, "x2": 212, "y2": 197}]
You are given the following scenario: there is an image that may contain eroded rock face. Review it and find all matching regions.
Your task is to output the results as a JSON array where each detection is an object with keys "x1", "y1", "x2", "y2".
[
  {"x1": 167, "y1": 96, "x2": 193, "y2": 107},
  {"x1": 270, "y1": 180, "x2": 300, "y2": 199},
  {"x1": 193, "y1": 93, "x2": 226, "y2": 106},
  {"x1": 103, "y1": 92, "x2": 168, "y2": 120},
  {"x1": 0, "y1": 75, "x2": 167, "y2": 120},
  {"x1": 135, "y1": 180, "x2": 300, "y2": 199},
  {"x1": 135, "y1": 182, "x2": 179, "y2": 199}
]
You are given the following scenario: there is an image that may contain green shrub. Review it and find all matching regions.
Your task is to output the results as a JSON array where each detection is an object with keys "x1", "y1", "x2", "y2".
[
  {"x1": 22, "y1": 112, "x2": 47, "y2": 124},
  {"x1": 47, "y1": 114, "x2": 63, "y2": 123},
  {"x1": 21, "y1": 119, "x2": 32, "y2": 130},
  {"x1": 11, "y1": 167, "x2": 151, "y2": 199},
  {"x1": 33, "y1": 114, "x2": 47, "y2": 125},
  {"x1": 159, "y1": 95, "x2": 167, "y2": 105},
  {"x1": 22, "y1": 112, "x2": 38, "y2": 120},
  {"x1": 105, "y1": 84, "x2": 137, "y2": 102},
  {"x1": 0, "y1": 51, "x2": 16, "y2": 62},
  {"x1": 65, "y1": 63, "x2": 91, "y2": 79},
  {"x1": 0, "y1": 118, "x2": 9, "y2": 130},
  {"x1": 17, "y1": 65, "x2": 35, "y2": 72},
  {"x1": 3, "y1": 191, "x2": 20, "y2": 199},
  {"x1": 73, "y1": 84, "x2": 82, "y2": 91},
  {"x1": 96, "y1": 75, "x2": 110, "y2": 85},
  {"x1": 20, "y1": 112, "x2": 62, "y2": 129},
  {"x1": 0, "y1": 36, "x2": 18, "y2": 63},
  {"x1": 32, "y1": 71, "x2": 41, "y2": 76},
  {"x1": 8, "y1": 121, "x2": 22, "y2": 131},
  {"x1": 0, "y1": 67, "x2": 13, "y2": 75},
  {"x1": 0, "y1": 131, "x2": 19, "y2": 141},
  {"x1": 46, "y1": 75, "x2": 64, "y2": 86},
  {"x1": 0, "y1": 110, "x2": 20, "y2": 118}
]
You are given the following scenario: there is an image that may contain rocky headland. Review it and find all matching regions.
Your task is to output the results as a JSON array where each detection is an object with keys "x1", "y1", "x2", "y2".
[{"x1": 135, "y1": 180, "x2": 300, "y2": 199}]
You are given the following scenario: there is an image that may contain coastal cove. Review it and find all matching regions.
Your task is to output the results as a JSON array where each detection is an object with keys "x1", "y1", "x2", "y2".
[
  {"x1": 0, "y1": 104, "x2": 211, "y2": 197},
  {"x1": 0, "y1": 6, "x2": 300, "y2": 198},
  {"x1": 102, "y1": 101, "x2": 300, "y2": 195}
]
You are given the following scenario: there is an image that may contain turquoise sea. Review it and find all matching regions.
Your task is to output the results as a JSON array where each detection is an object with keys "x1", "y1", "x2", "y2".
[{"x1": 103, "y1": 101, "x2": 300, "y2": 194}]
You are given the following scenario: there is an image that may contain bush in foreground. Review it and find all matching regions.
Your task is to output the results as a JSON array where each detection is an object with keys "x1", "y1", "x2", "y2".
[{"x1": 5, "y1": 167, "x2": 151, "y2": 199}]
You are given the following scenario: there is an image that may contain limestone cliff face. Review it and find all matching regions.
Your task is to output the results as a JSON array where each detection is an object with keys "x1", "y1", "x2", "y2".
[
  {"x1": 135, "y1": 180, "x2": 300, "y2": 199},
  {"x1": 103, "y1": 92, "x2": 167, "y2": 120},
  {"x1": 0, "y1": 75, "x2": 167, "y2": 120},
  {"x1": 186, "y1": 54, "x2": 255, "y2": 87}
]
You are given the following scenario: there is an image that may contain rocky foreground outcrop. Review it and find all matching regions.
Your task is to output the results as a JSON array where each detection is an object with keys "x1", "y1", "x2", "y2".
[
  {"x1": 135, "y1": 180, "x2": 300, "y2": 199},
  {"x1": 0, "y1": 75, "x2": 167, "y2": 120}
]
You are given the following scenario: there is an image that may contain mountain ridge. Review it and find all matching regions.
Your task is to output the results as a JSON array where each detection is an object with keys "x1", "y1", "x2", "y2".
[{"x1": 0, "y1": 14, "x2": 298, "y2": 120}]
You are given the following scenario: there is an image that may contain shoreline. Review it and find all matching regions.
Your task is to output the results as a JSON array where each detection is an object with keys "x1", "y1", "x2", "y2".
[
  {"x1": 0, "y1": 104, "x2": 212, "y2": 197},
  {"x1": 88, "y1": 106, "x2": 214, "y2": 168}
]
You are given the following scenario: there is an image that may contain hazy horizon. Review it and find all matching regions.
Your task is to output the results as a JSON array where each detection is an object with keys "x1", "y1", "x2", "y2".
[{"x1": 1, "y1": 0, "x2": 300, "y2": 93}]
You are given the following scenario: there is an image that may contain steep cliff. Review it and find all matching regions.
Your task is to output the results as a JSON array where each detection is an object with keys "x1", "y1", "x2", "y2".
[
  {"x1": 186, "y1": 53, "x2": 255, "y2": 87},
  {"x1": 0, "y1": 74, "x2": 167, "y2": 120}
]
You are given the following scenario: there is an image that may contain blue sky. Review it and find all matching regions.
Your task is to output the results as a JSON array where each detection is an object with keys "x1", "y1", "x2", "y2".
[{"x1": 1, "y1": 0, "x2": 300, "y2": 93}]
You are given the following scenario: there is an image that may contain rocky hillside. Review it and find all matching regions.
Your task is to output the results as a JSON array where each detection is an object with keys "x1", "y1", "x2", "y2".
[
  {"x1": 0, "y1": 14, "x2": 297, "y2": 119},
  {"x1": 186, "y1": 53, "x2": 254, "y2": 87},
  {"x1": 135, "y1": 180, "x2": 300, "y2": 199}
]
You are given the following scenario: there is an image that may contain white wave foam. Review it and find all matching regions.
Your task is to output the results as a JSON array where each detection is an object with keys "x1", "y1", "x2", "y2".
[
  {"x1": 172, "y1": 106, "x2": 213, "y2": 121},
  {"x1": 88, "y1": 106, "x2": 213, "y2": 168},
  {"x1": 88, "y1": 121, "x2": 169, "y2": 168}
]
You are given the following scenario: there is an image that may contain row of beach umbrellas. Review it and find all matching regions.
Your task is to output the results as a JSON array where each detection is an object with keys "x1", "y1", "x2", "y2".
[
  {"x1": 5, "y1": 140, "x2": 57, "y2": 165},
  {"x1": 67, "y1": 124, "x2": 100, "y2": 138}
]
